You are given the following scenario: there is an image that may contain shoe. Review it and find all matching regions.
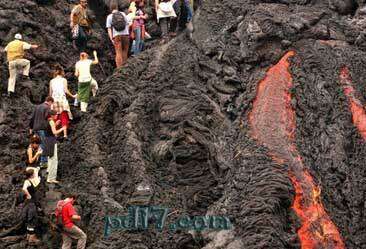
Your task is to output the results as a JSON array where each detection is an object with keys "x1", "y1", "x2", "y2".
[
  {"x1": 28, "y1": 234, "x2": 41, "y2": 245},
  {"x1": 40, "y1": 162, "x2": 48, "y2": 169},
  {"x1": 47, "y1": 180, "x2": 60, "y2": 184}
]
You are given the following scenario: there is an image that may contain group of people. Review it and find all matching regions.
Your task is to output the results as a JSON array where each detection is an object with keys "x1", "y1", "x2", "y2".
[
  {"x1": 1, "y1": 0, "x2": 195, "y2": 247},
  {"x1": 72, "y1": 0, "x2": 194, "y2": 67},
  {"x1": 22, "y1": 94, "x2": 86, "y2": 246}
]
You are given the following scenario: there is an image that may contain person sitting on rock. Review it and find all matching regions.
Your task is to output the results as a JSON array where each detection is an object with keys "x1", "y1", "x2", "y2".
[
  {"x1": 75, "y1": 51, "x2": 98, "y2": 112},
  {"x1": 3, "y1": 33, "x2": 38, "y2": 97},
  {"x1": 55, "y1": 193, "x2": 87, "y2": 249},
  {"x1": 70, "y1": 0, "x2": 91, "y2": 52},
  {"x1": 29, "y1": 96, "x2": 54, "y2": 167},
  {"x1": 49, "y1": 66, "x2": 77, "y2": 139},
  {"x1": 22, "y1": 167, "x2": 42, "y2": 245},
  {"x1": 106, "y1": 2, "x2": 130, "y2": 68},
  {"x1": 44, "y1": 110, "x2": 65, "y2": 184},
  {"x1": 26, "y1": 135, "x2": 43, "y2": 168}
]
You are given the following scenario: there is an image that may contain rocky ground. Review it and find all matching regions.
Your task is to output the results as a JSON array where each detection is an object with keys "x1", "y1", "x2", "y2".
[{"x1": 0, "y1": 0, "x2": 366, "y2": 248}]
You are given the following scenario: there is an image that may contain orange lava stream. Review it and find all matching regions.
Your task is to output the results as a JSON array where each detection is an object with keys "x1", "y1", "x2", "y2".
[
  {"x1": 248, "y1": 51, "x2": 345, "y2": 249},
  {"x1": 340, "y1": 67, "x2": 366, "y2": 140}
]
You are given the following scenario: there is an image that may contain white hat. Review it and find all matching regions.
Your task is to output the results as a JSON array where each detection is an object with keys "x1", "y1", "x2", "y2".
[
  {"x1": 14, "y1": 33, "x2": 22, "y2": 40},
  {"x1": 159, "y1": 2, "x2": 174, "y2": 14}
]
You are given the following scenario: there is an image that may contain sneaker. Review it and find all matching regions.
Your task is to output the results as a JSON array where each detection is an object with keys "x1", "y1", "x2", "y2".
[{"x1": 40, "y1": 162, "x2": 48, "y2": 169}]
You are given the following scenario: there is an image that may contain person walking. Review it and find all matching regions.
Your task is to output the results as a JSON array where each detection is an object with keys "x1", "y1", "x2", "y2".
[
  {"x1": 49, "y1": 66, "x2": 76, "y2": 139},
  {"x1": 3, "y1": 34, "x2": 38, "y2": 97},
  {"x1": 44, "y1": 111, "x2": 65, "y2": 184},
  {"x1": 70, "y1": 0, "x2": 91, "y2": 52},
  {"x1": 155, "y1": 0, "x2": 177, "y2": 43},
  {"x1": 29, "y1": 96, "x2": 54, "y2": 166},
  {"x1": 131, "y1": 1, "x2": 148, "y2": 55},
  {"x1": 106, "y1": 2, "x2": 130, "y2": 68},
  {"x1": 22, "y1": 168, "x2": 42, "y2": 245},
  {"x1": 75, "y1": 51, "x2": 98, "y2": 112},
  {"x1": 55, "y1": 193, "x2": 87, "y2": 249}
]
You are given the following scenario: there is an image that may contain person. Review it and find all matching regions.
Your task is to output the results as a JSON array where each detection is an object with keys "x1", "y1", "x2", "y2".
[
  {"x1": 131, "y1": 1, "x2": 148, "y2": 55},
  {"x1": 3, "y1": 34, "x2": 38, "y2": 97},
  {"x1": 183, "y1": 0, "x2": 194, "y2": 38},
  {"x1": 44, "y1": 111, "x2": 65, "y2": 184},
  {"x1": 22, "y1": 168, "x2": 41, "y2": 245},
  {"x1": 155, "y1": 0, "x2": 177, "y2": 43},
  {"x1": 70, "y1": 0, "x2": 91, "y2": 52},
  {"x1": 106, "y1": 2, "x2": 130, "y2": 68},
  {"x1": 26, "y1": 135, "x2": 43, "y2": 168},
  {"x1": 49, "y1": 66, "x2": 76, "y2": 139},
  {"x1": 169, "y1": 0, "x2": 180, "y2": 37},
  {"x1": 55, "y1": 193, "x2": 87, "y2": 249},
  {"x1": 29, "y1": 96, "x2": 54, "y2": 166},
  {"x1": 75, "y1": 51, "x2": 98, "y2": 112}
]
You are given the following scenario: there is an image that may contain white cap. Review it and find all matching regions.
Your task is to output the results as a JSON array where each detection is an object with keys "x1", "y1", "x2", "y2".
[{"x1": 14, "y1": 33, "x2": 22, "y2": 40}]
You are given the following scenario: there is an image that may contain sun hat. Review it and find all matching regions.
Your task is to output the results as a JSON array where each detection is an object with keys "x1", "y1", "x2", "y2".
[
  {"x1": 159, "y1": 2, "x2": 174, "y2": 14},
  {"x1": 15, "y1": 33, "x2": 22, "y2": 40}
]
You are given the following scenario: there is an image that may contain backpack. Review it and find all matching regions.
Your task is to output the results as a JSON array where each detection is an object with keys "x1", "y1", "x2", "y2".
[
  {"x1": 111, "y1": 12, "x2": 127, "y2": 32},
  {"x1": 54, "y1": 200, "x2": 68, "y2": 231}
]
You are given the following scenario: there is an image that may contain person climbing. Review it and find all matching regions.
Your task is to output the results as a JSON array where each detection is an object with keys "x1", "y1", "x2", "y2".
[
  {"x1": 155, "y1": 0, "x2": 177, "y2": 43},
  {"x1": 26, "y1": 135, "x2": 43, "y2": 168},
  {"x1": 29, "y1": 96, "x2": 54, "y2": 166},
  {"x1": 131, "y1": 1, "x2": 148, "y2": 55},
  {"x1": 106, "y1": 2, "x2": 130, "y2": 68},
  {"x1": 75, "y1": 51, "x2": 98, "y2": 112},
  {"x1": 70, "y1": 0, "x2": 91, "y2": 52},
  {"x1": 44, "y1": 111, "x2": 65, "y2": 184},
  {"x1": 3, "y1": 33, "x2": 39, "y2": 97},
  {"x1": 55, "y1": 193, "x2": 87, "y2": 249},
  {"x1": 22, "y1": 167, "x2": 42, "y2": 245},
  {"x1": 49, "y1": 66, "x2": 76, "y2": 139}
]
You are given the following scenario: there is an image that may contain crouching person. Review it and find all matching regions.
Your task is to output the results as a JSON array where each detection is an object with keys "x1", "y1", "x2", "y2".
[{"x1": 55, "y1": 193, "x2": 87, "y2": 249}]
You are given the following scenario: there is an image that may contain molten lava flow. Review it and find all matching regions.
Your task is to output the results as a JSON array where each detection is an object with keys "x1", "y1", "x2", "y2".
[
  {"x1": 248, "y1": 51, "x2": 345, "y2": 249},
  {"x1": 340, "y1": 67, "x2": 366, "y2": 140}
]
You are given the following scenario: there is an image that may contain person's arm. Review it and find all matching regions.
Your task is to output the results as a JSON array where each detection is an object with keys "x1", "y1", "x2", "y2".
[
  {"x1": 70, "y1": 6, "x2": 79, "y2": 28},
  {"x1": 49, "y1": 82, "x2": 53, "y2": 97},
  {"x1": 50, "y1": 120, "x2": 65, "y2": 135},
  {"x1": 107, "y1": 28, "x2": 114, "y2": 43},
  {"x1": 22, "y1": 181, "x2": 32, "y2": 199},
  {"x1": 75, "y1": 63, "x2": 79, "y2": 78},
  {"x1": 27, "y1": 147, "x2": 41, "y2": 164},
  {"x1": 92, "y1": 51, "x2": 99, "y2": 65},
  {"x1": 68, "y1": 204, "x2": 81, "y2": 221},
  {"x1": 64, "y1": 80, "x2": 76, "y2": 98}
]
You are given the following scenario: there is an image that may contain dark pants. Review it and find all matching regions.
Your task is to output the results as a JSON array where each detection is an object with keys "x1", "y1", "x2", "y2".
[
  {"x1": 36, "y1": 130, "x2": 47, "y2": 163},
  {"x1": 75, "y1": 26, "x2": 88, "y2": 52},
  {"x1": 160, "y1": 18, "x2": 170, "y2": 38},
  {"x1": 170, "y1": 1, "x2": 181, "y2": 33},
  {"x1": 22, "y1": 201, "x2": 38, "y2": 234}
]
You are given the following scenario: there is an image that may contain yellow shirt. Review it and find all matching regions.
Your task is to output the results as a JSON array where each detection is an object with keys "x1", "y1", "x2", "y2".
[{"x1": 5, "y1": 40, "x2": 31, "y2": 62}]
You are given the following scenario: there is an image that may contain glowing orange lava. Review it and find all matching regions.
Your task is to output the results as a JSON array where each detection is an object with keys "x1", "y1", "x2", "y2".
[
  {"x1": 248, "y1": 51, "x2": 345, "y2": 249},
  {"x1": 340, "y1": 67, "x2": 366, "y2": 140}
]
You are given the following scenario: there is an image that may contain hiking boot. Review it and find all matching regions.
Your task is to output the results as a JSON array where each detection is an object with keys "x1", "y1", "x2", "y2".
[{"x1": 28, "y1": 234, "x2": 41, "y2": 245}]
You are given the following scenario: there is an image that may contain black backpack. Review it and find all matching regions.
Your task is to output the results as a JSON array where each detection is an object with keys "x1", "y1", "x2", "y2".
[{"x1": 112, "y1": 12, "x2": 127, "y2": 32}]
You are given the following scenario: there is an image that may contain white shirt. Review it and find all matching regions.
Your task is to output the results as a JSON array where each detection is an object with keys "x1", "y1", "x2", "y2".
[
  {"x1": 106, "y1": 11, "x2": 130, "y2": 37},
  {"x1": 50, "y1": 76, "x2": 67, "y2": 99},
  {"x1": 23, "y1": 167, "x2": 41, "y2": 191},
  {"x1": 75, "y1": 59, "x2": 93, "y2": 82}
]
